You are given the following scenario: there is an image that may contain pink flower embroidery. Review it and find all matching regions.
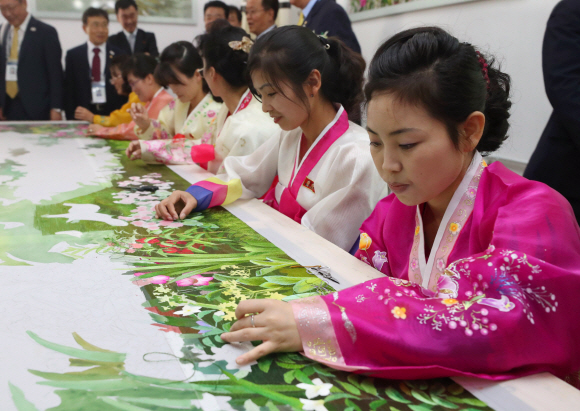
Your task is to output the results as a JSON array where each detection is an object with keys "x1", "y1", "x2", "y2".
[
  {"x1": 466, "y1": 186, "x2": 477, "y2": 199},
  {"x1": 436, "y1": 273, "x2": 459, "y2": 299},
  {"x1": 436, "y1": 258, "x2": 446, "y2": 272},
  {"x1": 176, "y1": 274, "x2": 214, "y2": 287},
  {"x1": 207, "y1": 110, "x2": 216, "y2": 118},
  {"x1": 410, "y1": 258, "x2": 419, "y2": 271},
  {"x1": 168, "y1": 100, "x2": 176, "y2": 110}
]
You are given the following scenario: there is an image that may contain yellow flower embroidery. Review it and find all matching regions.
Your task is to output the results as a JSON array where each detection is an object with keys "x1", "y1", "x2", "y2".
[
  {"x1": 359, "y1": 233, "x2": 372, "y2": 251},
  {"x1": 442, "y1": 298, "x2": 459, "y2": 306},
  {"x1": 449, "y1": 222, "x2": 461, "y2": 235},
  {"x1": 391, "y1": 306, "x2": 407, "y2": 319},
  {"x1": 415, "y1": 225, "x2": 420, "y2": 236}
]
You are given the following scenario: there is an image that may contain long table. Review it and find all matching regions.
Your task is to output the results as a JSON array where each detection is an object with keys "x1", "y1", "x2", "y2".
[{"x1": 0, "y1": 122, "x2": 578, "y2": 411}]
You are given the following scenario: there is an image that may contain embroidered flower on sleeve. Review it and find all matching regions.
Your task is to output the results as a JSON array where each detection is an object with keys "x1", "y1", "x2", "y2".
[
  {"x1": 391, "y1": 306, "x2": 407, "y2": 319},
  {"x1": 449, "y1": 222, "x2": 461, "y2": 235},
  {"x1": 359, "y1": 233, "x2": 372, "y2": 251},
  {"x1": 356, "y1": 294, "x2": 366, "y2": 303},
  {"x1": 372, "y1": 250, "x2": 388, "y2": 271},
  {"x1": 441, "y1": 298, "x2": 459, "y2": 306}
]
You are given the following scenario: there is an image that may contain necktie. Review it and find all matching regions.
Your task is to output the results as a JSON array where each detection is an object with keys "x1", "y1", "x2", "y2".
[
  {"x1": 92, "y1": 48, "x2": 101, "y2": 82},
  {"x1": 6, "y1": 26, "x2": 20, "y2": 99},
  {"x1": 129, "y1": 33, "x2": 136, "y2": 53},
  {"x1": 298, "y1": 12, "x2": 304, "y2": 26}
]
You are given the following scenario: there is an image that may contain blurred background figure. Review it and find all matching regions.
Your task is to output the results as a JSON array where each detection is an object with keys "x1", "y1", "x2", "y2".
[
  {"x1": 108, "y1": 0, "x2": 159, "y2": 56},
  {"x1": 246, "y1": 0, "x2": 278, "y2": 39},
  {"x1": 0, "y1": 0, "x2": 63, "y2": 121},
  {"x1": 524, "y1": 0, "x2": 580, "y2": 223},
  {"x1": 228, "y1": 5, "x2": 242, "y2": 27}
]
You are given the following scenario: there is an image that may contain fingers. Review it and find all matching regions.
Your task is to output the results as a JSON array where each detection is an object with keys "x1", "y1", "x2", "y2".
[
  {"x1": 236, "y1": 341, "x2": 276, "y2": 365},
  {"x1": 234, "y1": 299, "x2": 269, "y2": 320},
  {"x1": 155, "y1": 201, "x2": 171, "y2": 220},
  {"x1": 221, "y1": 326, "x2": 264, "y2": 344},
  {"x1": 131, "y1": 148, "x2": 142, "y2": 160},
  {"x1": 126, "y1": 141, "x2": 139, "y2": 158},
  {"x1": 229, "y1": 314, "x2": 257, "y2": 332},
  {"x1": 166, "y1": 201, "x2": 179, "y2": 221},
  {"x1": 178, "y1": 192, "x2": 197, "y2": 220}
]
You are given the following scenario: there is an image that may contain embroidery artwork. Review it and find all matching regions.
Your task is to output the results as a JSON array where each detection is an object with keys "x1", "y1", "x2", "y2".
[{"x1": 0, "y1": 124, "x2": 491, "y2": 410}]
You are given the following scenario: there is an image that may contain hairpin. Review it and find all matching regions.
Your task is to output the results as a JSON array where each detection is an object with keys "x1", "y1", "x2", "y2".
[
  {"x1": 475, "y1": 51, "x2": 490, "y2": 89},
  {"x1": 317, "y1": 34, "x2": 330, "y2": 50},
  {"x1": 228, "y1": 37, "x2": 254, "y2": 53}
]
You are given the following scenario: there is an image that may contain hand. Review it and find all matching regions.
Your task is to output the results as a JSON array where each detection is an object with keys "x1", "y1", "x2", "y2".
[
  {"x1": 74, "y1": 106, "x2": 94, "y2": 122},
  {"x1": 50, "y1": 110, "x2": 63, "y2": 121},
  {"x1": 86, "y1": 124, "x2": 104, "y2": 135},
  {"x1": 129, "y1": 103, "x2": 150, "y2": 131},
  {"x1": 155, "y1": 190, "x2": 197, "y2": 220},
  {"x1": 220, "y1": 299, "x2": 302, "y2": 366},
  {"x1": 126, "y1": 140, "x2": 142, "y2": 160}
]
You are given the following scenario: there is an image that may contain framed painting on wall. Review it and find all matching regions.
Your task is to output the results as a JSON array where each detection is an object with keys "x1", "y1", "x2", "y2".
[
  {"x1": 349, "y1": 0, "x2": 483, "y2": 22},
  {"x1": 32, "y1": 0, "x2": 197, "y2": 25}
]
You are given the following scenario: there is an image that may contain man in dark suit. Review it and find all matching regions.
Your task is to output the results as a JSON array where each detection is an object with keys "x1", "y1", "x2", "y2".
[
  {"x1": 0, "y1": 0, "x2": 63, "y2": 121},
  {"x1": 524, "y1": 0, "x2": 580, "y2": 222},
  {"x1": 291, "y1": 0, "x2": 361, "y2": 54},
  {"x1": 108, "y1": 0, "x2": 158, "y2": 56},
  {"x1": 64, "y1": 7, "x2": 127, "y2": 121}
]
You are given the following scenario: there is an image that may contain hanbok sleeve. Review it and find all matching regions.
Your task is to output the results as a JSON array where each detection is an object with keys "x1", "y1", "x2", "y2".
[
  {"x1": 291, "y1": 179, "x2": 580, "y2": 381},
  {"x1": 93, "y1": 120, "x2": 139, "y2": 140},
  {"x1": 185, "y1": 133, "x2": 281, "y2": 211},
  {"x1": 94, "y1": 92, "x2": 141, "y2": 127},
  {"x1": 136, "y1": 99, "x2": 176, "y2": 141},
  {"x1": 140, "y1": 138, "x2": 197, "y2": 165}
]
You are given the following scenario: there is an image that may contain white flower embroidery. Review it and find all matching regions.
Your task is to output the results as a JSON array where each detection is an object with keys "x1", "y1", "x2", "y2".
[
  {"x1": 300, "y1": 399, "x2": 328, "y2": 411},
  {"x1": 356, "y1": 294, "x2": 366, "y2": 303},
  {"x1": 174, "y1": 305, "x2": 201, "y2": 316},
  {"x1": 296, "y1": 378, "x2": 333, "y2": 399}
]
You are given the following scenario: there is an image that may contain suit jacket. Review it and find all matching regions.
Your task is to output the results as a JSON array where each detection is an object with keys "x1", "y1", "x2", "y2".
[
  {"x1": 524, "y1": 0, "x2": 580, "y2": 212},
  {"x1": 63, "y1": 43, "x2": 127, "y2": 120},
  {"x1": 108, "y1": 28, "x2": 158, "y2": 56},
  {"x1": 303, "y1": 0, "x2": 361, "y2": 54},
  {"x1": 0, "y1": 16, "x2": 63, "y2": 120}
]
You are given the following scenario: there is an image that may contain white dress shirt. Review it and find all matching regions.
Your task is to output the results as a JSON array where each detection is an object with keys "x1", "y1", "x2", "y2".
[{"x1": 4, "y1": 12, "x2": 31, "y2": 59}]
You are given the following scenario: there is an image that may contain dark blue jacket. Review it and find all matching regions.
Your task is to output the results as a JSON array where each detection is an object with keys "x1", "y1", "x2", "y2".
[
  {"x1": 0, "y1": 16, "x2": 63, "y2": 120},
  {"x1": 63, "y1": 43, "x2": 127, "y2": 120},
  {"x1": 108, "y1": 28, "x2": 159, "y2": 56},
  {"x1": 302, "y1": 0, "x2": 361, "y2": 54},
  {"x1": 524, "y1": 0, "x2": 580, "y2": 217}
]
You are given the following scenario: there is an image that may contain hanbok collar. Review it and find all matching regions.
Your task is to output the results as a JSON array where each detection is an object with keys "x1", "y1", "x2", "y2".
[
  {"x1": 233, "y1": 88, "x2": 252, "y2": 115},
  {"x1": 409, "y1": 151, "x2": 486, "y2": 292},
  {"x1": 145, "y1": 87, "x2": 165, "y2": 108},
  {"x1": 290, "y1": 105, "x2": 346, "y2": 186},
  {"x1": 182, "y1": 93, "x2": 212, "y2": 126}
]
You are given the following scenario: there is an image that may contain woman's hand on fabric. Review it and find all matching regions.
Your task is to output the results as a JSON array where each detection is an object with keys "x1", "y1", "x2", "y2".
[
  {"x1": 74, "y1": 106, "x2": 94, "y2": 122},
  {"x1": 85, "y1": 124, "x2": 104, "y2": 135},
  {"x1": 155, "y1": 190, "x2": 197, "y2": 220},
  {"x1": 125, "y1": 140, "x2": 142, "y2": 160},
  {"x1": 220, "y1": 299, "x2": 302, "y2": 365},
  {"x1": 129, "y1": 103, "x2": 150, "y2": 131}
]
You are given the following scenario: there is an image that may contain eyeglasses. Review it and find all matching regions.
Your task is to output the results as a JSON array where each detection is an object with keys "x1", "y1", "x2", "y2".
[
  {"x1": 245, "y1": 8, "x2": 265, "y2": 17},
  {"x1": 128, "y1": 78, "x2": 143, "y2": 88}
]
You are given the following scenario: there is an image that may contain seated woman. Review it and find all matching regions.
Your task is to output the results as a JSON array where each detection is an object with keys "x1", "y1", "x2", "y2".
[
  {"x1": 125, "y1": 41, "x2": 222, "y2": 164},
  {"x1": 75, "y1": 55, "x2": 143, "y2": 127},
  {"x1": 86, "y1": 54, "x2": 173, "y2": 140},
  {"x1": 155, "y1": 26, "x2": 387, "y2": 252},
  {"x1": 218, "y1": 27, "x2": 580, "y2": 384}
]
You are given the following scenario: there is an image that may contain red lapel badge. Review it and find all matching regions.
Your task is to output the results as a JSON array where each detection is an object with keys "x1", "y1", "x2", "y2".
[{"x1": 302, "y1": 177, "x2": 315, "y2": 193}]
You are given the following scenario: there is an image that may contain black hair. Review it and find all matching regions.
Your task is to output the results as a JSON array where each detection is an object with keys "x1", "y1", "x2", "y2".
[
  {"x1": 122, "y1": 53, "x2": 159, "y2": 81},
  {"x1": 200, "y1": 25, "x2": 251, "y2": 89},
  {"x1": 110, "y1": 54, "x2": 132, "y2": 95},
  {"x1": 155, "y1": 41, "x2": 209, "y2": 94},
  {"x1": 247, "y1": 26, "x2": 366, "y2": 122},
  {"x1": 365, "y1": 27, "x2": 511, "y2": 154},
  {"x1": 262, "y1": 0, "x2": 279, "y2": 19},
  {"x1": 228, "y1": 5, "x2": 242, "y2": 22},
  {"x1": 115, "y1": 0, "x2": 137, "y2": 13},
  {"x1": 82, "y1": 7, "x2": 109, "y2": 25},
  {"x1": 204, "y1": 1, "x2": 229, "y2": 17}
]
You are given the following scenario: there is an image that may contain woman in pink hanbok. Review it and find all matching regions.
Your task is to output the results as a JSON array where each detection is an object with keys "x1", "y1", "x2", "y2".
[{"x1": 220, "y1": 27, "x2": 580, "y2": 386}]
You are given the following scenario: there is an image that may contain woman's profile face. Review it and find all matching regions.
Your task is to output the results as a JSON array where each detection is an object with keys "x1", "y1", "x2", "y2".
[
  {"x1": 168, "y1": 68, "x2": 203, "y2": 103},
  {"x1": 366, "y1": 93, "x2": 468, "y2": 207},
  {"x1": 251, "y1": 69, "x2": 309, "y2": 131}
]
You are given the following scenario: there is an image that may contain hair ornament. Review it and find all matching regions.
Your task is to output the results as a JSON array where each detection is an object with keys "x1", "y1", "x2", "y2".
[
  {"x1": 317, "y1": 34, "x2": 330, "y2": 50},
  {"x1": 228, "y1": 37, "x2": 254, "y2": 53},
  {"x1": 475, "y1": 51, "x2": 490, "y2": 89}
]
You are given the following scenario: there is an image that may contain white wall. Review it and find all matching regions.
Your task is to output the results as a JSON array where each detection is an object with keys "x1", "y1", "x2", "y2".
[
  {"x1": 348, "y1": 0, "x2": 560, "y2": 163},
  {"x1": 2, "y1": 0, "x2": 558, "y2": 162}
]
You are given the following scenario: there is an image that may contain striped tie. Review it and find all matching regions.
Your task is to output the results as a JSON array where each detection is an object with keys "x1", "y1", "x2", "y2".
[{"x1": 6, "y1": 26, "x2": 19, "y2": 99}]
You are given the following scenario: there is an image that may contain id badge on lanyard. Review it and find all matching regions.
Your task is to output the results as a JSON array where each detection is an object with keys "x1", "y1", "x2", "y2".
[
  {"x1": 91, "y1": 81, "x2": 107, "y2": 104},
  {"x1": 5, "y1": 61, "x2": 18, "y2": 81}
]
